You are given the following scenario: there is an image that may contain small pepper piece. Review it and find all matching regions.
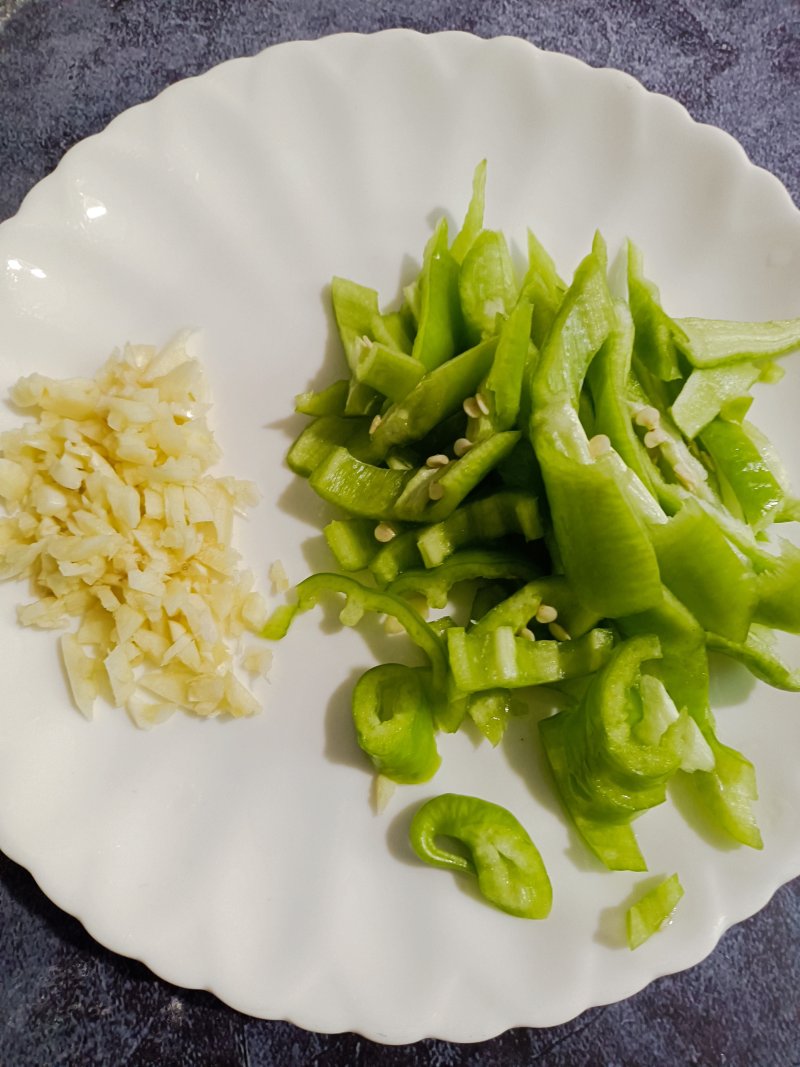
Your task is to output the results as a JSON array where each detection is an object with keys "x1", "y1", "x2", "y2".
[
  {"x1": 670, "y1": 362, "x2": 761, "y2": 439},
  {"x1": 352, "y1": 664, "x2": 441, "y2": 783},
  {"x1": 370, "y1": 337, "x2": 497, "y2": 459},
  {"x1": 447, "y1": 625, "x2": 615, "y2": 693},
  {"x1": 411, "y1": 217, "x2": 465, "y2": 372},
  {"x1": 458, "y1": 230, "x2": 519, "y2": 345},
  {"x1": 650, "y1": 499, "x2": 757, "y2": 643},
  {"x1": 673, "y1": 316, "x2": 800, "y2": 369},
  {"x1": 699, "y1": 418, "x2": 785, "y2": 532},
  {"x1": 626, "y1": 874, "x2": 684, "y2": 949},
  {"x1": 388, "y1": 548, "x2": 542, "y2": 610},
  {"x1": 409, "y1": 793, "x2": 552, "y2": 919},
  {"x1": 294, "y1": 378, "x2": 349, "y2": 417},
  {"x1": 416, "y1": 490, "x2": 542, "y2": 569}
]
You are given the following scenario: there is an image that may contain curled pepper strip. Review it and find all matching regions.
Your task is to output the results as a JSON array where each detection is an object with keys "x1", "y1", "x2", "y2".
[
  {"x1": 707, "y1": 624, "x2": 800, "y2": 692},
  {"x1": 388, "y1": 548, "x2": 542, "y2": 610},
  {"x1": 352, "y1": 664, "x2": 441, "y2": 783},
  {"x1": 262, "y1": 573, "x2": 448, "y2": 692},
  {"x1": 409, "y1": 793, "x2": 552, "y2": 919}
]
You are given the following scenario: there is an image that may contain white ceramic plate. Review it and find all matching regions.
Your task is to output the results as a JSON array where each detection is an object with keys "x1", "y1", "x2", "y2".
[{"x1": 0, "y1": 30, "x2": 799, "y2": 1044}]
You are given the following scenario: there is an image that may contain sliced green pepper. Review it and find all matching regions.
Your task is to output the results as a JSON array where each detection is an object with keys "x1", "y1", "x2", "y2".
[
  {"x1": 699, "y1": 418, "x2": 785, "y2": 532},
  {"x1": 468, "y1": 300, "x2": 534, "y2": 441},
  {"x1": 294, "y1": 378, "x2": 349, "y2": 417},
  {"x1": 539, "y1": 711, "x2": 647, "y2": 872},
  {"x1": 392, "y1": 430, "x2": 521, "y2": 524},
  {"x1": 673, "y1": 316, "x2": 800, "y2": 368},
  {"x1": 471, "y1": 575, "x2": 601, "y2": 640},
  {"x1": 388, "y1": 548, "x2": 542, "y2": 610},
  {"x1": 287, "y1": 415, "x2": 369, "y2": 477},
  {"x1": 650, "y1": 499, "x2": 757, "y2": 643},
  {"x1": 352, "y1": 664, "x2": 440, "y2": 783},
  {"x1": 520, "y1": 228, "x2": 566, "y2": 348},
  {"x1": 323, "y1": 517, "x2": 381, "y2": 572},
  {"x1": 626, "y1": 874, "x2": 684, "y2": 949},
  {"x1": 450, "y1": 159, "x2": 487, "y2": 265},
  {"x1": 671, "y1": 362, "x2": 761, "y2": 439},
  {"x1": 620, "y1": 588, "x2": 762, "y2": 850},
  {"x1": 627, "y1": 241, "x2": 684, "y2": 382},
  {"x1": 458, "y1": 230, "x2": 518, "y2": 345},
  {"x1": 411, "y1": 217, "x2": 464, "y2": 372},
  {"x1": 416, "y1": 490, "x2": 542, "y2": 569},
  {"x1": 370, "y1": 337, "x2": 497, "y2": 459},
  {"x1": 467, "y1": 688, "x2": 511, "y2": 746},
  {"x1": 707, "y1": 624, "x2": 800, "y2": 691},
  {"x1": 355, "y1": 341, "x2": 425, "y2": 401},
  {"x1": 447, "y1": 625, "x2": 615, "y2": 693},
  {"x1": 753, "y1": 539, "x2": 800, "y2": 633},
  {"x1": 409, "y1": 793, "x2": 552, "y2": 919},
  {"x1": 331, "y1": 276, "x2": 399, "y2": 416}
]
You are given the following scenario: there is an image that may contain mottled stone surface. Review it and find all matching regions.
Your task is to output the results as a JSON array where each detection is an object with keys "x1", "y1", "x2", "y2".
[{"x1": 1, "y1": 1, "x2": 799, "y2": 1063}]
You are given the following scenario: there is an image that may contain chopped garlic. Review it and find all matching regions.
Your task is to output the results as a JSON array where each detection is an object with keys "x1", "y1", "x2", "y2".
[
  {"x1": 269, "y1": 559, "x2": 290, "y2": 595},
  {"x1": 0, "y1": 335, "x2": 268, "y2": 725}
]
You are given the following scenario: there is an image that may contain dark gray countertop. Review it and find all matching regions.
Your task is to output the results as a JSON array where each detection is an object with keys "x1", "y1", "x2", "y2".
[{"x1": 1, "y1": 2, "x2": 799, "y2": 1064}]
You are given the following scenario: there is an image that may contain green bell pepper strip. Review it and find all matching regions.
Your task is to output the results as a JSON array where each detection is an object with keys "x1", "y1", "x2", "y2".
[
  {"x1": 287, "y1": 415, "x2": 370, "y2": 477},
  {"x1": 323, "y1": 517, "x2": 381, "y2": 572},
  {"x1": 707, "y1": 624, "x2": 800, "y2": 691},
  {"x1": 388, "y1": 548, "x2": 542, "y2": 610},
  {"x1": 586, "y1": 300, "x2": 656, "y2": 496},
  {"x1": 619, "y1": 588, "x2": 762, "y2": 850},
  {"x1": 531, "y1": 235, "x2": 616, "y2": 412},
  {"x1": 308, "y1": 446, "x2": 415, "y2": 520},
  {"x1": 467, "y1": 301, "x2": 535, "y2": 443},
  {"x1": 408, "y1": 793, "x2": 552, "y2": 919},
  {"x1": 355, "y1": 341, "x2": 425, "y2": 401},
  {"x1": 294, "y1": 379, "x2": 349, "y2": 417},
  {"x1": 369, "y1": 528, "x2": 425, "y2": 585},
  {"x1": 467, "y1": 688, "x2": 511, "y2": 746},
  {"x1": 471, "y1": 576, "x2": 601, "y2": 640},
  {"x1": 574, "y1": 636, "x2": 693, "y2": 785},
  {"x1": 520, "y1": 228, "x2": 566, "y2": 349},
  {"x1": 369, "y1": 337, "x2": 497, "y2": 459},
  {"x1": 672, "y1": 315, "x2": 800, "y2": 368},
  {"x1": 392, "y1": 430, "x2": 521, "y2": 524},
  {"x1": 776, "y1": 497, "x2": 800, "y2": 523},
  {"x1": 753, "y1": 539, "x2": 800, "y2": 633},
  {"x1": 416, "y1": 490, "x2": 543, "y2": 569},
  {"x1": 699, "y1": 417, "x2": 785, "y2": 531},
  {"x1": 450, "y1": 159, "x2": 487, "y2": 264},
  {"x1": 458, "y1": 230, "x2": 519, "y2": 345},
  {"x1": 261, "y1": 573, "x2": 448, "y2": 689},
  {"x1": 447, "y1": 625, "x2": 615, "y2": 693},
  {"x1": 534, "y1": 423, "x2": 664, "y2": 617},
  {"x1": 411, "y1": 217, "x2": 464, "y2": 372},
  {"x1": 626, "y1": 874, "x2": 684, "y2": 949},
  {"x1": 317, "y1": 434, "x2": 522, "y2": 530},
  {"x1": 540, "y1": 636, "x2": 703, "y2": 871},
  {"x1": 529, "y1": 239, "x2": 663, "y2": 617},
  {"x1": 330, "y1": 276, "x2": 399, "y2": 416},
  {"x1": 352, "y1": 664, "x2": 441, "y2": 783},
  {"x1": 627, "y1": 241, "x2": 685, "y2": 382},
  {"x1": 379, "y1": 309, "x2": 414, "y2": 355},
  {"x1": 496, "y1": 436, "x2": 546, "y2": 498},
  {"x1": 650, "y1": 499, "x2": 757, "y2": 643},
  {"x1": 670, "y1": 362, "x2": 761, "y2": 439},
  {"x1": 539, "y1": 711, "x2": 648, "y2": 871}
]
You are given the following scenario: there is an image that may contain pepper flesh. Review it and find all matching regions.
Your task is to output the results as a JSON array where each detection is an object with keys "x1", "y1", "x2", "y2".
[
  {"x1": 409, "y1": 793, "x2": 552, "y2": 919},
  {"x1": 352, "y1": 664, "x2": 441, "y2": 783}
]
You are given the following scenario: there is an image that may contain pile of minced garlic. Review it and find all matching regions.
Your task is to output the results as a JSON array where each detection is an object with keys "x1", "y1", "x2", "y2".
[{"x1": 0, "y1": 332, "x2": 271, "y2": 728}]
